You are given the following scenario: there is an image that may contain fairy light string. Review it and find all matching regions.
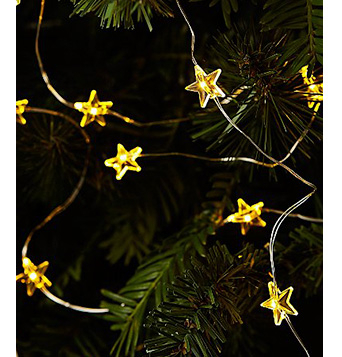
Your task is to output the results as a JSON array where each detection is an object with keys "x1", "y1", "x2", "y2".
[
  {"x1": 105, "y1": 147, "x2": 322, "y2": 224},
  {"x1": 17, "y1": 107, "x2": 108, "y2": 314},
  {"x1": 35, "y1": 0, "x2": 193, "y2": 128},
  {"x1": 17, "y1": 0, "x2": 321, "y2": 341},
  {"x1": 174, "y1": 0, "x2": 320, "y2": 354}
]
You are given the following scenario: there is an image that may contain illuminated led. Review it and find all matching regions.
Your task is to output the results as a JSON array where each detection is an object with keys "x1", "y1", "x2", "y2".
[
  {"x1": 16, "y1": 99, "x2": 29, "y2": 125},
  {"x1": 260, "y1": 281, "x2": 298, "y2": 326},
  {"x1": 185, "y1": 65, "x2": 225, "y2": 108},
  {"x1": 29, "y1": 272, "x2": 38, "y2": 281},
  {"x1": 104, "y1": 143, "x2": 142, "y2": 180},
  {"x1": 22, "y1": 257, "x2": 30, "y2": 267},
  {"x1": 16, "y1": 257, "x2": 52, "y2": 296},
  {"x1": 74, "y1": 102, "x2": 83, "y2": 110},
  {"x1": 225, "y1": 198, "x2": 266, "y2": 235},
  {"x1": 74, "y1": 90, "x2": 113, "y2": 127},
  {"x1": 244, "y1": 214, "x2": 252, "y2": 222}
]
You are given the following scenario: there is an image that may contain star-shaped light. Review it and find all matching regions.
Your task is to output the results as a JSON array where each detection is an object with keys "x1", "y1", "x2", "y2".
[
  {"x1": 16, "y1": 99, "x2": 29, "y2": 125},
  {"x1": 74, "y1": 90, "x2": 113, "y2": 127},
  {"x1": 260, "y1": 281, "x2": 298, "y2": 326},
  {"x1": 16, "y1": 257, "x2": 52, "y2": 296},
  {"x1": 185, "y1": 65, "x2": 225, "y2": 108},
  {"x1": 299, "y1": 65, "x2": 323, "y2": 109},
  {"x1": 224, "y1": 198, "x2": 266, "y2": 235},
  {"x1": 104, "y1": 143, "x2": 142, "y2": 180}
]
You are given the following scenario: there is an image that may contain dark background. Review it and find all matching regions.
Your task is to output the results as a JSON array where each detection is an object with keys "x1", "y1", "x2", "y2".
[{"x1": 16, "y1": 0, "x2": 322, "y2": 356}]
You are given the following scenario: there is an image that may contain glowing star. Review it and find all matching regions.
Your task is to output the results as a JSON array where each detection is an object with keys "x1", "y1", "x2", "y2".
[
  {"x1": 74, "y1": 90, "x2": 113, "y2": 127},
  {"x1": 104, "y1": 143, "x2": 142, "y2": 180},
  {"x1": 225, "y1": 198, "x2": 266, "y2": 235},
  {"x1": 16, "y1": 99, "x2": 29, "y2": 125},
  {"x1": 16, "y1": 257, "x2": 52, "y2": 296},
  {"x1": 260, "y1": 281, "x2": 298, "y2": 326},
  {"x1": 299, "y1": 65, "x2": 323, "y2": 109},
  {"x1": 185, "y1": 65, "x2": 225, "y2": 108}
]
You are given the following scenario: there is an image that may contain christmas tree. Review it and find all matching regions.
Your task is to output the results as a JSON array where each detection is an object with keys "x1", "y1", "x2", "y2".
[{"x1": 16, "y1": 0, "x2": 323, "y2": 355}]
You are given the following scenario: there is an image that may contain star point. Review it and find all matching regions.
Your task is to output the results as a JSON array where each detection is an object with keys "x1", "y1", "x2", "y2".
[
  {"x1": 16, "y1": 257, "x2": 52, "y2": 296},
  {"x1": 261, "y1": 281, "x2": 298, "y2": 326},
  {"x1": 16, "y1": 99, "x2": 29, "y2": 125},
  {"x1": 74, "y1": 90, "x2": 113, "y2": 127},
  {"x1": 225, "y1": 198, "x2": 266, "y2": 235},
  {"x1": 104, "y1": 143, "x2": 142, "y2": 180},
  {"x1": 185, "y1": 65, "x2": 225, "y2": 108}
]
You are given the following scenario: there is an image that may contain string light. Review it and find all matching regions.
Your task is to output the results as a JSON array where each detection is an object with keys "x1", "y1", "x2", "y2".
[
  {"x1": 185, "y1": 65, "x2": 225, "y2": 108},
  {"x1": 16, "y1": 257, "x2": 52, "y2": 296},
  {"x1": 260, "y1": 281, "x2": 298, "y2": 326},
  {"x1": 34, "y1": 0, "x2": 192, "y2": 128},
  {"x1": 224, "y1": 198, "x2": 266, "y2": 235},
  {"x1": 104, "y1": 143, "x2": 142, "y2": 180},
  {"x1": 74, "y1": 90, "x2": 113, "y2": 127},
  {"x1": 16, "y1": 99, "x2": 29, "y2": 125},
  {"x1": 175, "y1": 0, "x2": 318, "y2": 354},
  {"x1": 16, "y1": 0, "x2": 321, "y2": 346}
]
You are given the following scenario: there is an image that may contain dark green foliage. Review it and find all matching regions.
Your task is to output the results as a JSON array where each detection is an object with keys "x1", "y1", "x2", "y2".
[
  {"x1": 17, "y1": 0, "x2": 323, "y2": 355},
  {"x1": 97, "y1": 163, "x2": 190, "y2": 265},
  {"x1": 17, "y1": 306, "x2": 110, "y2": 356},
  {"x1": 70, "y1": 0, "x2": 174, "y2": 30},
  {"x1": 277, "y1": 224, "x2": 323, "y2": 297},
  {"x1": 100, "y1": 212, "x2": 216, "y2": 356},
  {"x1": 261, "y1": 0, "x2": 323, "y2": 74},
  {"x1": 190, "y1": 22, "x2": 322, "y2": 167},
  {"x1": 16, "y1": 112, "x2": 88, "y2": 205},
  {"x1": 144, "y1": 242, "x2": 268, "y2": 356},
  {"x1": 99, "y1": 173, "x2": 235, "y2": 356}
]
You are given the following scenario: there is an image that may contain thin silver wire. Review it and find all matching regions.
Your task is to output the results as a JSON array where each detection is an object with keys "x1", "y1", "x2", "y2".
[
  {"x1": 19, "y1": 107, "x2": 107, "y2": 315},
  {"x1": 285, "y1": 315, "x2": 310, "y2": 357},
  {"x1": 263, "y1": 208, "x2": 323, "y2": 223},
  {"x1": 21, "y1": 107, "x2": 90, "y2": 258},
  {"x1": 175, "y1": 1, "x2": 315, "y2": 355},
  {"x1": 41, "y1": 287, "x2": 109, "y2": 313},
  {"x1": 175, "y1": 0, "x2": 197, "y2": 66},
  {"x1": 35, "y1": 0, "x2": 75, "y2": 108}
]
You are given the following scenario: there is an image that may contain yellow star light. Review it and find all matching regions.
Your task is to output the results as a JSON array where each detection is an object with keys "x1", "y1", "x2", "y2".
[
  {"x1": 74, "y1": 90, "x2": 113, "y2": 127},
  {"x1": 104, "y1": 143, "x2": 142, "y2": 180},
  {"x1": 225, "y1": 198, "x2": 266, "y2": 235},
  {"x1": 16, "y1": 99, "x2": 29, "y2": 125},
  {"x1": 260, "y1": 281, "x2": 298, "y2": 326},
  {"x1": 16, "y1": 257, "x2": 52, "y2": 296},
  {"x1": 185, "y1": 65, "x2": 225, "y2": 108},
  {"x1": 299, "y1": 65, "x2": 323, "y2": 109}
]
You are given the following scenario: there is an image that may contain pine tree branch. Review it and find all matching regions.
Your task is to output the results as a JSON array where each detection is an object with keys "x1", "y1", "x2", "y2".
[{"x1": 70, "y1": 0, "x2": 174, "y2": 30}]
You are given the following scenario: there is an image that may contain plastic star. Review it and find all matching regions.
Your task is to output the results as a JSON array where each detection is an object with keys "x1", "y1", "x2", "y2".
[
  {"x1": 185, "y1": 65, "x2": 225, "y2": 108},
  {"x1": 16, "y1": 99, "x2": 29, "y2": 125},
  {"x1": 104, "y1": 143, "x2": 142, "y2": 180},
  {"x1": 299, "y1": 65, "x2": 323, "y2": 109},
  {"x1": 74, "y1": 90, "x2": 113, "y2": 127},
  {"x1": 16, "y1": 257, "x2": 52, "y2": 296},
  {"x1": 260, "y1": 281, "x2": 298, "y2": 326},
  {"x1": 225, "y1": 198, "x2": 266, "y2": 235}
]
